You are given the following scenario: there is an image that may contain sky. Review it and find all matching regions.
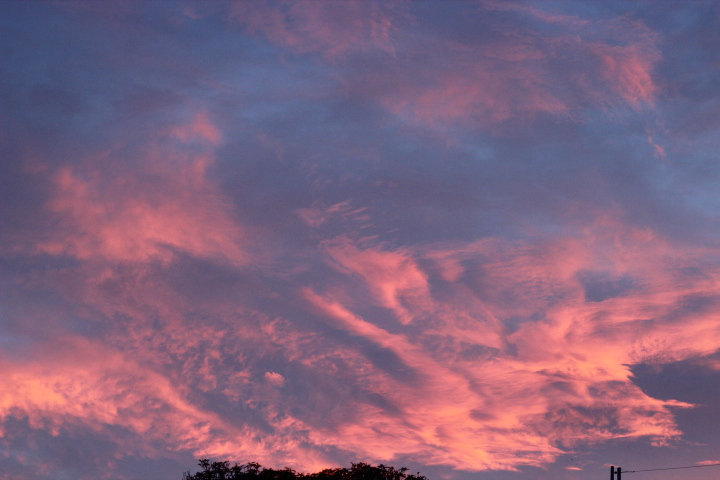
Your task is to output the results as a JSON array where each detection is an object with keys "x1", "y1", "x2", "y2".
[{"x1": 1, "y1": 1, "x2": 720, "y2": 479}]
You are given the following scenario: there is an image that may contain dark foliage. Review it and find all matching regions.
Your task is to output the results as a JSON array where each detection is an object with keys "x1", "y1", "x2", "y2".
[{"x1": 183, "y1": 459, "x2": 428, "y2": 480}]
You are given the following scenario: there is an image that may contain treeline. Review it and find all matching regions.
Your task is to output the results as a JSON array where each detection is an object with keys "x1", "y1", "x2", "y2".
[{"x1": 183, "y1": 460, "x2": 429, "y2": 480}]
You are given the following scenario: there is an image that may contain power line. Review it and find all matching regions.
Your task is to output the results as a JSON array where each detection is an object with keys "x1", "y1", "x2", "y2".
[{"x1": 624, "y1": 462, "x2": 720, "y2": 474}]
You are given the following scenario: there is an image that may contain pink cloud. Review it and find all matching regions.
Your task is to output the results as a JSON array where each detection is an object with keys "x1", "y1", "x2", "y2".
[
  {"x1": 594, "y1": 44, "x2": 658, "y2": 106},
  {"x1": 227, "y1": 1, "x2": 660, "y2": 128},
  {"x1": 230, "y1": 0, "x2": 398, "y2": 59},
  {"x1": 36, "y1": 112, "x2": 246, "y2": 265},
  {"x1": 169, "y1": 111, "x2": 222, "y2": 145},
  {"x1": 507, "y1": 2, "x2": 661, "y2": 108},
  {"x1": 302, "y1": 287, "x2": 562, "y2": 470},
  {"x1": 1, "y1": 338, "x2": 240, "y2": 452},
  {"x1": 286, "y1": 222, "x2": 716, "y2": 468},
  {"x1": 380, "y1": 42, "x2": 569, "y2": 126},
  {"x1": 0, "y1": 335, "x2": 335, "y2": 472},
  {"x1": 297, "y1": 201, "x2": 371, "y2": 230},
  {"x1": 380, "y1": 4, "x2": 660, "y2": 126},
  {"x1": 6, "y1": 214, "x2": 718, "y2": 472},
  {"x1": 324, "y1": 239, "x2": 432, "y2": 324},
  {"x1": 4, "y1": 108, "x2": 713, "y2": 474}
]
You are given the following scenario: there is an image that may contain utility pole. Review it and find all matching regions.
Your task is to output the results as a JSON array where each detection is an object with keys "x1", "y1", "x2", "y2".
[{"x1": 610, "y1": 466, "x2": 622, "y2": 479}]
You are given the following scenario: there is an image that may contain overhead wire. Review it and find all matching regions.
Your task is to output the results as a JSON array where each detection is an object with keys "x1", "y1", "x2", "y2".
[{"x1": 623, "y1": 462, "x2": 720, "y2": 474}]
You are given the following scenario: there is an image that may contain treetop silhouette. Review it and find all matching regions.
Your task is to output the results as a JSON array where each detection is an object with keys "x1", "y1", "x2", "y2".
[{"x1": 183, "y1": 459, "x2": 429, "y2": 480}]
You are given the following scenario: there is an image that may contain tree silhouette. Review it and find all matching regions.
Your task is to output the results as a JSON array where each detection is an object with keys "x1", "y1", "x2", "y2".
[{"x1": 183, "y1": 460, "x2": 428, "y2": 480}]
